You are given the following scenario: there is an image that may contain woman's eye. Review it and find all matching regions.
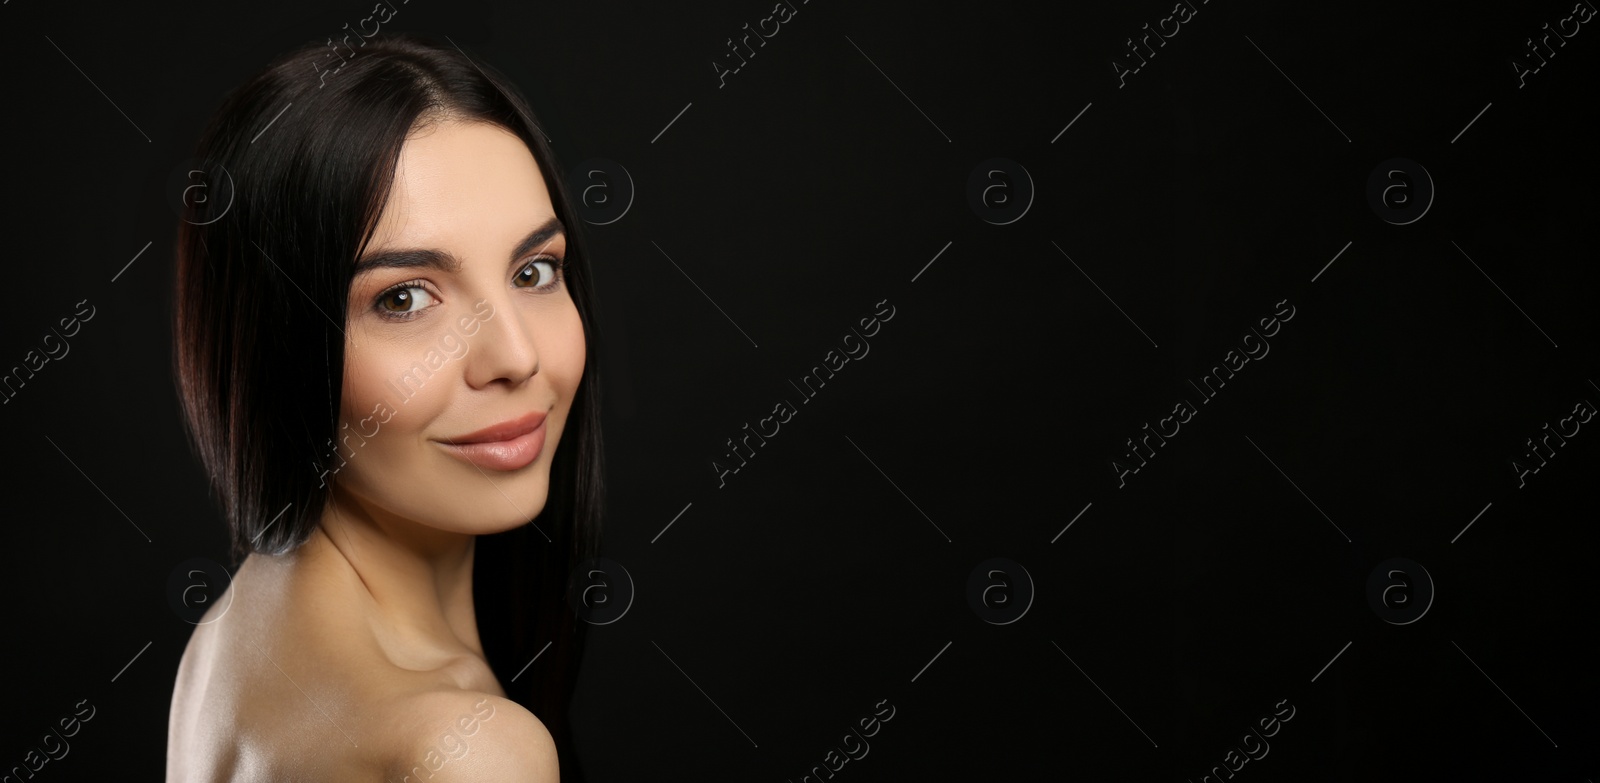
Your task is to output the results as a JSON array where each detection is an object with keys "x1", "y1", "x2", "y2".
[
  {"x1": 514, "y1": 257, "x2": 564, "y2": 291},
  {"x1": 375, "y1": 283, "x2": 438, "y2": 317}
]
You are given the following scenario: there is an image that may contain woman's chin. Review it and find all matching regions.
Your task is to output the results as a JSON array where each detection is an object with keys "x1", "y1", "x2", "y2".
[{"x1": 452, "y1": 482, "x2": 552, "y2": 535}]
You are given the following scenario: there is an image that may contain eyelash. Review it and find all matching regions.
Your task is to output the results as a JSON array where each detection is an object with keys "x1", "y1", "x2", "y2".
[
  {"x1": 372, "y1": 256, "x2": 568, "y2": 322},
  {"x1": 514, "y1": 255, "x2": 568, "y2": 293}
]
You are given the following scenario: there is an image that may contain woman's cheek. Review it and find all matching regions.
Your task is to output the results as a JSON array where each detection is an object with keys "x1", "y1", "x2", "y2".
[{"x1": 556, "y1": 303, "x2": 587, "y2": 378}]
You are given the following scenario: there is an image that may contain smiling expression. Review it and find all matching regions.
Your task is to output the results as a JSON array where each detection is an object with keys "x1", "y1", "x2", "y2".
[{"x1": 331, "y1": 118, "x2": 586, "y2": 535}]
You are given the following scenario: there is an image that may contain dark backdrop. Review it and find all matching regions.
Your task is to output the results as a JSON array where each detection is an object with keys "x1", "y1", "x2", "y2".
[{"x1": 1, "y1": 0, "x2": 1595, "y2": 780}]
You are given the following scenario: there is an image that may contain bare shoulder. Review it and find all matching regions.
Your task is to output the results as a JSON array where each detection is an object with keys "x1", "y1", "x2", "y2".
[{"x1": 381, "y1": 690, "x2": 559, "y2": 782}]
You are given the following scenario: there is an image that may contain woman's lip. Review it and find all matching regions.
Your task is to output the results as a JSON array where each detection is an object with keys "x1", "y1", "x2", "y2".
[
  {"x1": 449, "y1": 410, "x2": 548, "y2": 444},
  {"x1": 438, "y1": 419, "x2": 547, "y2": 471}
]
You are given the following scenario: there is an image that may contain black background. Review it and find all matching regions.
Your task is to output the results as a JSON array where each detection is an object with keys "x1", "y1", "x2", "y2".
[{"x1": 1, "y1": 0, "x2": 1596, "y2": 780}]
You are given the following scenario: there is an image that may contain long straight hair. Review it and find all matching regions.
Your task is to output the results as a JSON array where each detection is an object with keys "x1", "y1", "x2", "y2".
[{"x1": 171, "y1": 33, "x2": 602, "y2": 779}]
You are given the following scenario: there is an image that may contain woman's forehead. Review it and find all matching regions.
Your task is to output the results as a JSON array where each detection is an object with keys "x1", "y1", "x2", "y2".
[{"x1": 368, "y1": 120, "x2": 554, "y2": 255}]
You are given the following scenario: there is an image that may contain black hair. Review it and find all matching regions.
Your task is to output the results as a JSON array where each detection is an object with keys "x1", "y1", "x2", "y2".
[{"x1": 171, "y1": 32, "x2": 602, "y2": 779}]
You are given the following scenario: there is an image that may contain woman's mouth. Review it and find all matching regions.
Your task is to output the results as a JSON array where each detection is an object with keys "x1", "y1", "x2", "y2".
[{"x1": 437, "y1": 410, "x2": 548, "y2": 471}]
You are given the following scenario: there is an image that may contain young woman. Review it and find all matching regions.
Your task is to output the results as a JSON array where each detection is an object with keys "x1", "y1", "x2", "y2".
[{"x1": 166, "y1": 33, "x2": 604, "y2": 781}]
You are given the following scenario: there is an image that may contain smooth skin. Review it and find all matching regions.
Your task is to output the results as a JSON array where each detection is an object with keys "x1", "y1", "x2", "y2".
[{"x1": 168, "y1": 118, "x2": 585, "y2": 781}]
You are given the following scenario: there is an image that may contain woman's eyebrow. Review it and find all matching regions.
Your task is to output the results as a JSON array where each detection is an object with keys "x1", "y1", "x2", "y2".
[
  {"x1": 352, "y1": 247, "x2": 461, "y2": 276},
  {"x1": 353, "y1": 216, "x2": 566, "y2": 276},
  {"x1": 509, "y1": 216, "x2": 567, "y2": 262}
]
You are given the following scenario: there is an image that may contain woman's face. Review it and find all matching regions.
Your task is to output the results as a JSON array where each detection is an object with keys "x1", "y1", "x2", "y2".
[{"x1": 331, "y1": 119, "x2": 585, "y2": 536}]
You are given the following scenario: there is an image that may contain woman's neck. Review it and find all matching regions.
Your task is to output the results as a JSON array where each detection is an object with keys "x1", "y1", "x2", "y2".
[{"x1": 306, "y1": 486, "x2": 486, "y2": 662}]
